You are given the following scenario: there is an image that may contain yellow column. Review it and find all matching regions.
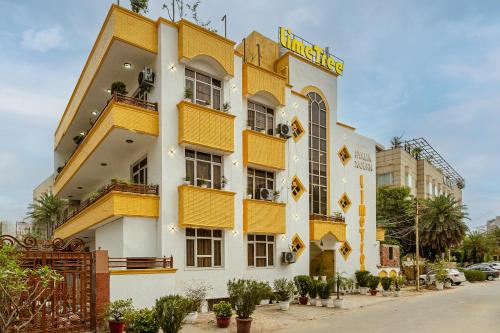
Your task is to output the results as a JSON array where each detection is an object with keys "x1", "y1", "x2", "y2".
[{"x1": 359, "y1": 175, "x2": 366, "y2": 271}]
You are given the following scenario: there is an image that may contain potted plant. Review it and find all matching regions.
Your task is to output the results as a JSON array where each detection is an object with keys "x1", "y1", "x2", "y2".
[
  {"x1": 213, "y1": 301, "x2": 232, "y2": 328},
  {"x1": 272, "y1": 190, "x2": 280, "y2": 202},
  {"x1": 256, "y1": 281, "x2": 272, "y2": 305},
  {"x1": 444, "y1": 279, "x2": 452, "y2": 289},
  {"x1": 393, "y1": 275, "x2": 404, "y2": 297},
  {"x1": 333, "y1": 272, "x2": 346, "y2": 308},
  {"x1": 316, "y1": 263, "x2": 326, "y2": 281},
  {"x1": 381, "y1": 277, "x2": 392, "y2": 297},
  {"x1": 154, "y1": 295, "x2": 191, "y2": 333},
  {"x1": 355, "y1": 270, "x2": 371, "y2": 295},
  {"x1": 273, "y1": 278, "x2": 296, "y2": 311},
  {"x1": 183, "y1": 176, "x2": 191, "y2": 185},
  {"x1": 198, "y1": 178, "x2": 208, "y2": 188},
  {"x1": 308, "y1": 279, "x2": 319, "y2": 306},
  {"x1": 184, "y1": 88, "x2": 193, "y2": 101},
  {"x1": 221, "y1": 176, "x2": 229, "y2": 189},
  {"x1": 247, "y1": 191, "x2": 253, "y2": 199},
  {"x1": 111, "y1": 81, "x2": 127, "y2": 95},
  {"x1": 227, "y1": 279, "x2": 260, "y2": 333},
  {"x1": 222, "y1": 102, "x2": 231, "y2": 112},
  {"x1": 368, "y1": 275, "x2": 380, "y2": 296},
  {"x1": 184, "y1": 282, "x2": 211, "y2": 324},
  {"x1": 106, "y1": 299, "x2": 133, "y2": 333},
  {"x1": 435, "y1": 269, "x2": 448, "y2": 291},
  {"x1": 124, "y1": 307, "x2": 159, "y2": 333},
  {"x1": 293, "y1": 275, "x2": 312, "y2": 305},
  {"x1": 318, "y1": 281, "x2": 332, "y2": 307}
]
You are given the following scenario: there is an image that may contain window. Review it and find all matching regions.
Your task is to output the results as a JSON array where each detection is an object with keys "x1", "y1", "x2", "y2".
[
  {"x1": 185, "y1": 150, "x2": 222, "y2": 189},
  {"x1": 131, "y1": 157, "x2": 148, "y2": 184},
  {"x1": 337, "y1": 145, "x2": 351, "y2": 165},
  {"x1": 405, "y1": 173, "x2": 412, "y2": 188},
  {"x1": 247, "y1": 101, "x2": 274, "y2": 135},
  {"x1": 377, "y1": 173, "x2": 393, "y2": 187},
  {"x1": 186, "y1": 228, "x2": 223, "y2": 268},
  {"x1": 388, "y1": 247, "x2": 394, "y2": 260},
  {"x1": 339, "y1": 241, "x2": 352, "y2": 260},
  {"x1": 427, "y1": 182, "x2": 433, "y2": 195},
  {"x1": 291, "y1": 117, "x2": 305, "y2": 142},
  {"x1": 291, "y1": 176, "x2": 306, "y2": 201},
  {"x1": 247, "y1": 168, "x2": 274, "y2": 200},
  {"x1": 338, "y1": 192, "x2": 352, "y2": 213},
  {"x1": 185, "y1": 68, "x2": 222, "y2": 110},
  {"x1": 247, "y1": 234, "x2": 274, "y2": 267},
  {"x1": 307, "y1": 92, "x2": 328, "y2": 215},
  {"x1": 291, "y1": 234, "x2": 305, "y2": 259}
]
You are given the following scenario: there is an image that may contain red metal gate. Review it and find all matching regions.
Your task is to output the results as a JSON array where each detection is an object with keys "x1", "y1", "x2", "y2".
[{"x1": 1, "y1": 236, "x2": 93, "y2": 333}]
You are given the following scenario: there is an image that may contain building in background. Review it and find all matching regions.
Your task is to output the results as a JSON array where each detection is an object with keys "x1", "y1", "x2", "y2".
[
  {"x1": 486, "y1": 216, "x2": 500, "y2": 232},
  {"x1": 44, "y1": 5, "x2": 381, "y2": 306},
  {"x1": 33, "y1": 174, "x2": 54, "y2": 200},
  {"x1": 376, "y1": 138, "x2": 464, "y2": 202}
]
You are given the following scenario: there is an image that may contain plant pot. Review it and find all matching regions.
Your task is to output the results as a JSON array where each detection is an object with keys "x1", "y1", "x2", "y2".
[
  {"x1": 109, "y1": 321, "x2": 125, "y2": 333},
  {"x1": 247, "y1": 194, "x2": 253, "y2": 199},
  {"x1": 310, "y1": 298, "x2": 318, "y2": 306},
  {"x1": 394, "y1": 290, "x2": 400, "y2": 297},
  {"x1": 359, "y1": 287, "x2": 368, "y2": 295},
  {"x1": 184, "y1": 98, "x2": 191, "y2": 102},
  {"x1": 444, "y1": 281, "x2": 452, "y2": 288},
  {"x1": 278, "y1": 301, "x2": 290, "y2": 311},
  {"x1": 201, "y1": 184, "x2": 208, "y2": 188},
  {"x1": 313, "y1": 276, "x2": 319, "y2": 280},
  {"x1": 184, "y1": 311, "x2": 198, "y2": 324},
  {"x1": 183, "y1": 180, "x2": 190, "y2": 185},
  {"x1": 299, "y1": 296, "x2": 309, "y2": 305},
  {"x1": 259, "y1": 299, "x2": 270, "y2": 305},
  {"x1": 216, "y1": 316, "x2": 231, "y2": 328},
  {"x1": 321, "y1": 276, "x2": 327, "y2": 281},
  {"x1": 435, "y1": 282, "x2": 444, "y2": 290},
  {"x1": 333, "y1": 298, "x2": 343, "y2": 309},
  {"x1": 236, "y1": 317, "x2": 252, "y2": 333},
  {"x1": 369, "y1": 289, "x2": 378, "y2": 296},
  {"x1": 320, "y1": 298, "x2": 329, "y2": 307},
  {"x1": 382, "y1": 290, "x2": 391, "y2": 297}
]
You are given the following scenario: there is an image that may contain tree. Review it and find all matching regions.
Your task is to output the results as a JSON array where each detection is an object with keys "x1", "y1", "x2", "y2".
[
  {"x1": 27, "y1": 192, "x2": 67, "y2": 239},
  {"x1": 0, "y1": 245, "x2": 62, "y2": 332},
  {"x1": 390, "y1": 135, "x2": 403, "y2": 149},
  {"x1": 462, "y1": 230, "x2": 496, "y2": 263},
  {"x1": 419, "y1": 195, "x2": 469, "y2": 258},
  {"x1": 162, "y1": 0, "x2": 216, "y2": 31},
  {"x1": 130, "y1": 0, "x2": 149, "y2": 14},
  {"x1": 376, "y1": 186, "x2": 416, "y2": 255}
]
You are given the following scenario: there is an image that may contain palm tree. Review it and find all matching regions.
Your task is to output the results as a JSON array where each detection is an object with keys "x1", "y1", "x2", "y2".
[
  {"x1": 461, "y1": 230, "x2": 496, "y2": 263},
  {"x1": 419, "y1": 195, "x2": 469, "y2": 258},
  {"x1": 411, "y1": 147, "x2": 423, "y2": 160},
  {"x1": 27, "y1": 192, "x2": 67, "y2": 239}
]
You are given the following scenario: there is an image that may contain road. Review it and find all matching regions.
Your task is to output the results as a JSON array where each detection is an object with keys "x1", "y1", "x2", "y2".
[{"x1": 275, "y1": 281, "x2": 500, "y2": 333}]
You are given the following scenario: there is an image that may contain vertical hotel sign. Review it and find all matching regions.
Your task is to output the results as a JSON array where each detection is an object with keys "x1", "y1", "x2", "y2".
[{"x1": 279, "y1": 27, "x2": 344, "y2": 75}]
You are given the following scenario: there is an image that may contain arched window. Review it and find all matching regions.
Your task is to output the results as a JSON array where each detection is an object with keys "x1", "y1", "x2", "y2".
[{"x1": 307, "y1": 92, "x2": 327, "y2": 215}]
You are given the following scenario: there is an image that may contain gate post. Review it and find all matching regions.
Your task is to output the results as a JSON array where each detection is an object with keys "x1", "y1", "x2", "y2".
[{"x1": 92, "y1": 250, "x2": 109, "y2": 332}]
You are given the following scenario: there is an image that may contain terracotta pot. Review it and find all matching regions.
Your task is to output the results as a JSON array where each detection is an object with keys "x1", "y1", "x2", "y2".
[
  {"x1": 299, "y1": 296, "x2": 309, "y2": 305},
  {"x1": 109, "y1": 321, "x2": 125, "y2": 333},
  {"x1": 369, "y1": 289, "x2": 378, "y2": 296},
  {"x1": 216, "y1": 316, "x2": 231, "y2": 328},
  {"x1": 236, "y1": 317, "x2": 252, "y2": 333}
]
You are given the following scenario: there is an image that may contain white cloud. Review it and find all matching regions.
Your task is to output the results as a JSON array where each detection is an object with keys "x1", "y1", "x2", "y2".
[{"x1": 21, "y1": 25, "x2": 65, "y2": 52}]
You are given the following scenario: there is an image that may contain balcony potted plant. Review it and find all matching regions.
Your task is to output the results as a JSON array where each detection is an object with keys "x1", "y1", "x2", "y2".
[
  {"x1": 212, "y1": 301, "x2": 232, "y2": 328},
  {"x1": 308, "y1": 279, "x2": 319, "y2": 306},
  {"x1": 183, "y1": 176, "x2": 191, "y2": 185},
  {"x1": 111, "y1": 81, "x2": 127, "y2": 95},
  {"x1": 273, "y1": 278, "x2": 296, "y2": 311},
  {"x1": 184, "y1": 88, "x2": 193, "y2": 102},
  {"x1": 294, "y1": 275, "x2": 312, "y2": 305},
  {"x1": 227, "y1": 279, "x2": 260, "y2": 333},
  {"x1": 247, "y1": 191, "x2": 253, "y2": 199},
  {"x1": 105, "y1": 299, "x2": 133, "y2": 333},
  {"x1": 381, "y1": 277, "x2": 392, "y2": 297},
  {"x1": 198, "y1": 178, "x2": 208, "y2": 188},
  {"x1": 368, "y1": 275, "x2": 380, "y2": 296},
  {"x1": 222, "y1": 102, "x2": 231, "y2": 112},
  {"x1": 272, "y1": 190, "x2": 280, "y2": 202},
  {"x1": 318, "y1": 281, "x2": 332, "y2": 307},
  {"x1": 355, "y1": 270, "x2": 371, "y2": 295},
  {"x1": 221, "y1": 176, "x2": 228, "y2": 189}
]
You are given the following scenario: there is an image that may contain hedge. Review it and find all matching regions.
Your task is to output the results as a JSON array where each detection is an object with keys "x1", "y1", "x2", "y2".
[{"x1": 464, "y1": 270, "x2": 486, "y2": 282}]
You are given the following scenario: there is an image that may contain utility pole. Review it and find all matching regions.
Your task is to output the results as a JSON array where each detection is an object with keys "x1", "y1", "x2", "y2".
[
  {"x1": 415, "y1": 198, "x2": 420, "y2": 292},
  {"x1": 221, "y1": 15, "x2": 227, "y2": 38}
]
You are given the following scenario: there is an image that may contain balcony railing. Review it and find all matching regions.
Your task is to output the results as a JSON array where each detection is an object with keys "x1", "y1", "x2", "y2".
[
  {"x1": 58, "y1": 182, "x2": 159, "y2": 228},
  {"x1": 109, "y1": 256, "x2": 174, "y2": 270},
  {"x1": 309, "y1": 213, "x2": 345, "y2": 223}
]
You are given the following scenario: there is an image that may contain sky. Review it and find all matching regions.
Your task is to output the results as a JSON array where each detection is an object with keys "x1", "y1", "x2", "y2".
[{"x1": 0, "y1": 0, "x2": 499, "y2": 229}]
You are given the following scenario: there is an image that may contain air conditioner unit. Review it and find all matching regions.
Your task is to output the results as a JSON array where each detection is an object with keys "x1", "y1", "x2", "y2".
[
  {"x1": 277, "y1": 123, "x2": 292, "y2": 138},
  {"x1": 281, "y1": 251, "x2": 297, "y2": 264},
  {"x1": 138, "y1": 67, "x2": 155, "y2": 91},
  {"x1": 259, "y1": 188, "x2": 273, "y2": 201}
]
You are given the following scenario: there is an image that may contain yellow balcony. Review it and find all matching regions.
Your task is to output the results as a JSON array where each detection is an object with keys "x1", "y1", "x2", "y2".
[
  {"x1": 178, "y1": 185, "x2": 235, "y2": 229},
  {"x1": 243, "y1": 199, "x2": 286, "y2": 234},
  {"x1": 178, "y1": 19, "x2": 235, "y2": 77},
  {"x1": 177, "y1": 101, "x2": 235, "y2": 153},
  {"x1": 54, "y1": 183, "x2": 159, "y2": 239},
  {"x1": 242, "y1": 63, "x2": 287, "y2": 105},
  {"x1": 54, "y1": 96, "x2": 159, "y2": 195},
  {"x1": 55, "y1": 5, "x2": 158, "y2": 148},
  {"x1": 310, "y1": 219, "x2": 346, "y2": 242},
  {"x1": 243, "y1": 130, "x2": 286, "y2": 170},
  {"x1": 376, "y1": 226, "x2": 385, "y2": 241}
]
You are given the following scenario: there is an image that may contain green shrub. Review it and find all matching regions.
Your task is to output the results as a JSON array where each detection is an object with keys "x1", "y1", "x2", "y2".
[
  {"x1": 381, "y1": 277, "x2": 392, "y2": 291},
  {"x1": 293, "y1": 275, "x2": 312, "y2": 297},
  {"x1": 368, "y1": 275, "x2": 380, "y2": 290},
  {"x1": 393, "y1": 275, "x2": 405, "y2": 291},
  {"x1": 273, "y1": 278, "x2": 296, "y2": 302},
  {"x1": 317, "y1": 282, "x2": 332, "y2": 300},
  {"x1": 255, "y1": 281, "x2": 272, "y2": 302},
  {"x1": 227, "y1": 279, "x2": 260, "y2": 319},
  {"x1": 154, "y1": 295, "x2": 191, "y2": 333},
  {"x1": 106, "y1": 299, "x2": 133, "y2": 322},
  {"x1": 110, "y1": 81, "x2": 127, "y2": 95},
  {"x1": 125, "y1": 308, "x2": 158, "y2": 333},
  {"x1": 355, "y1": 270, "x2": 371, "y2": 288},
  {"x1": 213, "y1": 301, "x2": 232, "y2": 318},
  {"x1": 308, "y1": 280, "x2": 319, "y2": 298},
  {"x1": 184, "y1": 282, "x2": 211, "y2": 312},
  {"x1": 464, "y1": 270, "x2": 486, "y2": 282}
]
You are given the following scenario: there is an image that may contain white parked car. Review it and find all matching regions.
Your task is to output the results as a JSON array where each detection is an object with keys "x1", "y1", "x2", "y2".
[
  {"x1": 486, "y1": 262, "x2": 500, "y2": 271},
  {"x1": 419, "y1": 268, "x2": 466, "y2": 285}
]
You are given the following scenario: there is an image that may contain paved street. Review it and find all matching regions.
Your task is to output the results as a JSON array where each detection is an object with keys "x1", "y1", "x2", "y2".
[{"x1": 276, "y1": 281, "x2": 500, "y2": 333}]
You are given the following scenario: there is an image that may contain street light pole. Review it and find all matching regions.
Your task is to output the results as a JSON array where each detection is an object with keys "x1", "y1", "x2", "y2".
[{"x1": 416, "y1": 198, "x2": 420, "y2": 292}]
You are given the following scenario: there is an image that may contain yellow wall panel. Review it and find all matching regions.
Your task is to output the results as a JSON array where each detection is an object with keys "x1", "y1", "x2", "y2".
[
  {"x1": 178, "y1": 20, "x2": 235, "y2": 76},
  {"x1": 178, "y1": 185, "x2": 235, "y2": 229},
  {"x1": 243, "y1": 130, "x2": 286, "y2": 170},
  {"x1": 242, "y1": 63, "x2": 286, "y2": 105},
  {"x1": 112, "y1": 8, "x2": 157, "y2": 53},
  {"x1": 309, "y1": 220, "x2": 346, "y2": 242},
  {"x1": 178, "y1": 101, "x2": 235, "y2": 153},
  {"x1": 376, "y1": 226, "x2": 385, "y2": 241},
  {"x1": 243, "y1": 199, "x2": 286, "y2": 234}
]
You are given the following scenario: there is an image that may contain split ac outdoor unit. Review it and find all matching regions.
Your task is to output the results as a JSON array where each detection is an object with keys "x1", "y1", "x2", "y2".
[
  {"x1": 277, "y1": 123, "x2": 292, "y2": 138},
  {"x1": 281, "y1": 251, "x2": 297, "y2": 264},
  {"x1": 138, "y1": 67, "x2": 155, "y2": 91},
  {"x1": 259, "y1": 188, "x2": 273, "y2": 201}
]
